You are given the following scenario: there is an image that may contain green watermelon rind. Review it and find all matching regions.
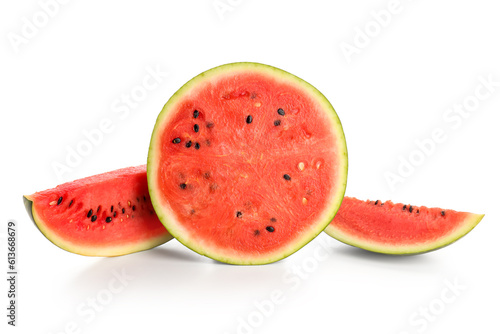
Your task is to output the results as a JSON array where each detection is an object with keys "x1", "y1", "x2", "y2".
[
  {"x1": 324, "y1": 211, "x2": 484, "y2": 255},
  {"x1": 148, "y1": 62, "x2": 348, "y2": 265}
]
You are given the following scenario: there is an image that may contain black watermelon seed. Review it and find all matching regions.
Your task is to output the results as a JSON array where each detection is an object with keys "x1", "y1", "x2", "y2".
[
  {"x1": 91, "y1": 215, "x2": 97, "y2": 222},
  {"x1": 403, "y1": 205, "x2": 407, "y2": 211},
  {"x1": 193, "y1": 110, "x2": 199, "y2": 118},
  {"x1": 185, "y1": 140, "x2": 192, "y2": 148},
  {"x1": 206, "y1": 122, "x2": 214, "y2": 128},
  {"x1": 203, "y1": 172, "x2": 210, "y2": 179},
  {"x1": 132, "y1": 205, "x2": 136, "y2": 211},
  {"x1": 143, "y1": 196, "x2": 147, "y2": 201},
  {"x1": 105, "y1": 217, "x2": 112, "y2": 223},
  {"x1": 374, "y1": 200, "x2": 379, "y2": 205},
  {"x1": 236, "y1": 211, "x2": 243, "y2": 218},
  {"x1": 195, "y1": 142, "x2": 200, "y2": 150},
  {"x1": 113, "y1": 211, "x2": 117, "y2": 218},
  {"x1": 441, "y1": 210, "x2": 445, "y2": 216},
  {"x1": 172, "y1": 138, "x2": 181, "y2": 144},
  {"x1": 122, "y1": 208, "x2": 125, "y2": 214},
  {"x1": 96, "y1": 205, "x2": 101, "y2": 213},
  {"x1": 274, "y1": 120, "x2": 281, "y2": 126},
  {"x1": 270, "y1": 217, "x2": 277, "y2": 222},
  {"x1": 409, "y1": 206, "x2": 413, "y2": 213},
  {"x1": 266, "y1": 226, "x2": 275, "y2": 232},
  {"x1": 283, "y1": 174, "x2": 291, "y2": 181},
  {"x1": 194, "y1": 124, "x2": 199, "y2": 132},
  {"x1": 277, "y1": 108, "x2": 285, "y2": 116},
  {"x1": 416, "y1": 209, "x2": 420, "y2": 214},
  {"x1": 87, "y1": 209, "x2": 93, "y2": 218},
  {"x1": 246, "y1": 115, "x2": 253, "y2": 124},
  {"x1": 254, "y1": 230, "x2": 260, "y2": 236},
  {"x1": 69, "y1": 199, "x2": 74, "y2": 208},
  {"x1": 57, "y1": 196, "x2": 63, "y2": 205},
  {"x1": 180, "y1": 183, "x2": 187, "y2": 189},
  {"x1": 111, "y1": 205, "x2": 114, "y2": 213}
]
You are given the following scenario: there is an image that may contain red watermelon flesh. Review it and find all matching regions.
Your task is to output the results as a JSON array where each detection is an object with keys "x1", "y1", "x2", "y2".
[
  {"x1": 324, "y1": 196, "x2": 484, "y2": 254},
  {"x1": 148, "y1": 62, "x2": 348, "y2": 265},
  {"x1": 24, "y1": 165, "x2": 172, "y2": 256}
]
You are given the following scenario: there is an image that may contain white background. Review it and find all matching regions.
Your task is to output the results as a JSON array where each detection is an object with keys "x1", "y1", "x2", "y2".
[{"x1": 1, "y1": 1, "x2": 499, "y2": 333}]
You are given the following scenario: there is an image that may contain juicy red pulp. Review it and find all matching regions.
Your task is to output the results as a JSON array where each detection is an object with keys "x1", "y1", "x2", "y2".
[{"x1": 155, "y1": 71, "x2": 342, "y2": 254}]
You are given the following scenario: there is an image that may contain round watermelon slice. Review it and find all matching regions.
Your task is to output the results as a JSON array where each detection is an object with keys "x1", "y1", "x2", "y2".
[
  {"x1": 24, "y1": 165, "x2": 173, "y2": 256},
  {"x1": 148, "y1": 62, "x2": 348, "y2": 265},
  {"x1": 324, "y1": 196, "x2": 484, "y2": 254}
]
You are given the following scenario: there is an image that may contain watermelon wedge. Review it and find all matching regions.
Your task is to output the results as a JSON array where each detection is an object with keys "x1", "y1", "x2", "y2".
[
  {"x1": 324, "y1": 196, "x2": 484, "y2": 254},
  {"x1": 24, "y1": 165, "x2": 173, "y2": 256},
  {"x1": 148, "y1": 62, "x2": 348, "y2": 265}
]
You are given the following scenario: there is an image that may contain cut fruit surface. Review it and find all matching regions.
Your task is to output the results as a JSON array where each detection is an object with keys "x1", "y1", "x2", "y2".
[
  {"x1": 148, "y1": 62, "x2": 348, "y2": 265},
  {"x1": 324, "y1": 196, "x2": 484, "y2": 254},
  {"x1": 24, "y1": 165, "x2": 173, "y2": 256}
]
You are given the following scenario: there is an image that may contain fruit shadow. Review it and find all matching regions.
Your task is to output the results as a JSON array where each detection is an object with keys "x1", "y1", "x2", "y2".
[
  {"x1": 336, "y1": 246, "x2": 432, "y2": 263},
  {"x1": 66, "y1": 241, "x2": 288, "y2": 299},
  {"x1": 64, "y1": 239, "x2": 443, "y2": 308},
  {"x1": 329, "y1": 243, "x2": 443, "y2": 272}
]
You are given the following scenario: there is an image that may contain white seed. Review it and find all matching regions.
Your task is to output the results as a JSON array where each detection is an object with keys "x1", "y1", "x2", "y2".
[
  {"x1": 49, "y1": 201, "x2": 57, "y2": 206},
  {"x1": 254, "y1": 102, "x2": 261, "y2": 107},
  {"x1": 298, "y1": 162, "x2": 305, "y2": 171},
  {"x1": 302, "y1": 197, "x2": 308, "y2": 205}
]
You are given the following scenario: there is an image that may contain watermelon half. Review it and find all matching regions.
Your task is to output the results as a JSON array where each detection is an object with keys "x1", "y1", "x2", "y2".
[
  {"x1": 148, "y1": 62, "x2": 348, "y2": 265},
  {"x1": 24, "y1": 165, "x2": 173, "y2": 256},
  {"x1": 324, "y1": 196, "x2": 484, "y2": 255}
]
